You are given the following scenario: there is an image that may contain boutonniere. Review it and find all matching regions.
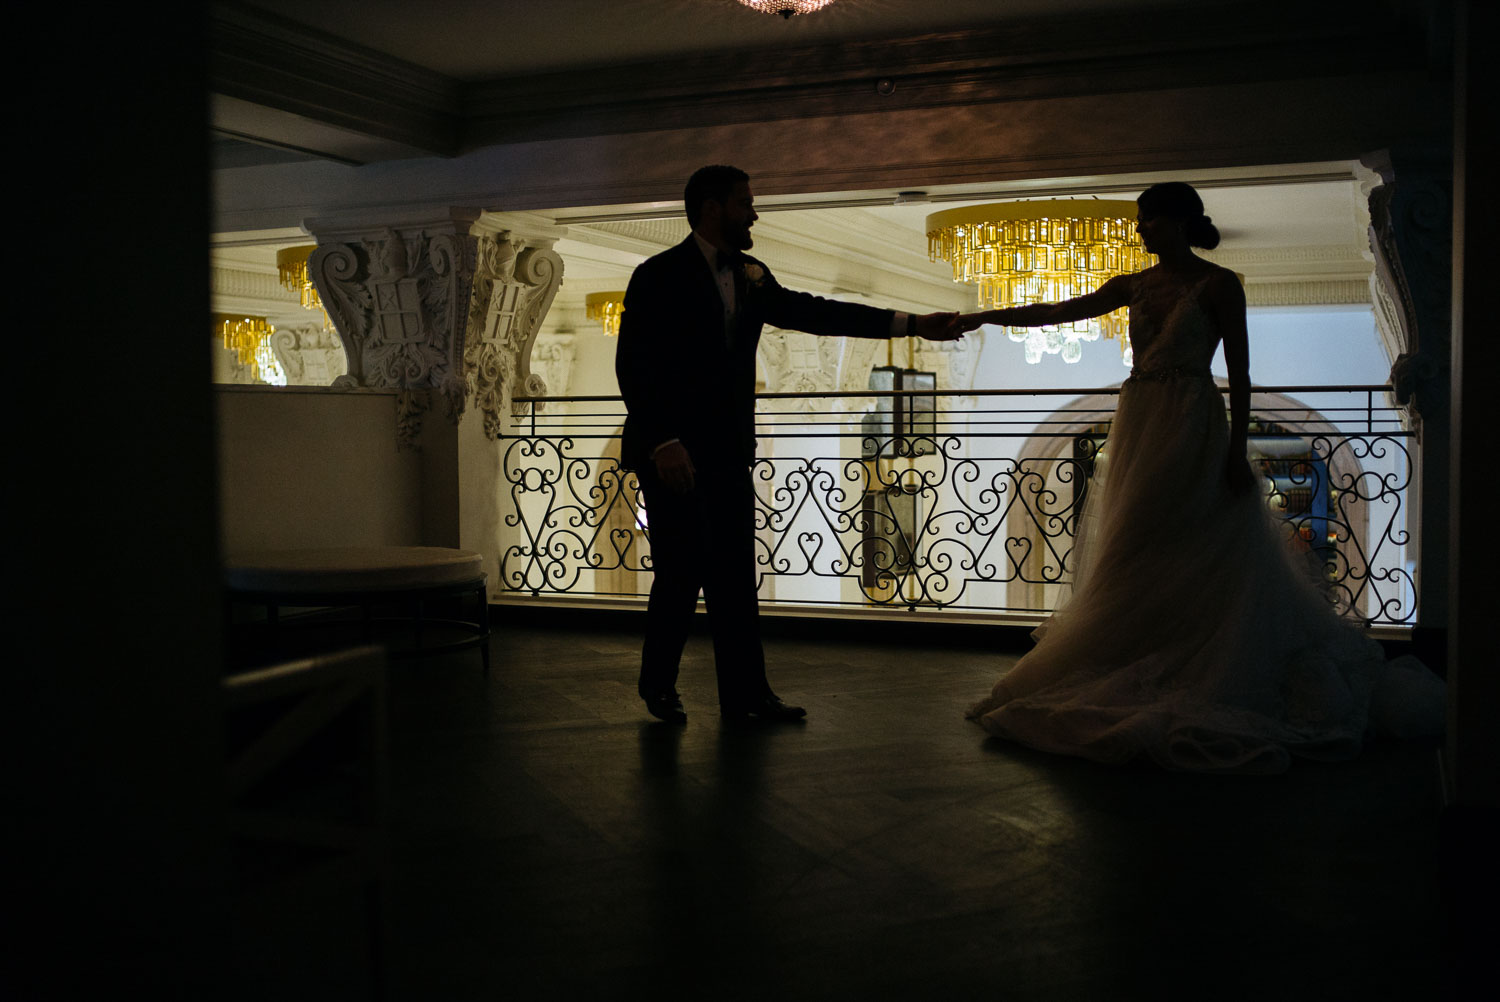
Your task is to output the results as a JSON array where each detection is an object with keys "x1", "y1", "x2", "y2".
[{"x1": 743, "y1": 263, "x2": 767, "y2": 288}]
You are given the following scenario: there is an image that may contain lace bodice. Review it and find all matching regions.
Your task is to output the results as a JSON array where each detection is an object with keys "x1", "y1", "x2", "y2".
[{"x1": 1126, "y1": 268, "x2": 1223, "y2": 374}]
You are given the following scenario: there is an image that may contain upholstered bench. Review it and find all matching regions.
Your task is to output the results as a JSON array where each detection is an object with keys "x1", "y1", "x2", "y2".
[{"x1": 225, "y1": 546, "x2": 490, "y2": 672}]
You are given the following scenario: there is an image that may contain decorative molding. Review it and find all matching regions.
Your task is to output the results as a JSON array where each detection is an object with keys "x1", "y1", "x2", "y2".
[
  {"x1": 209, "y1": 1, "x2": 461, "y2": 158},
  {"x1": 308, "y1": 215, "x2": 478, "y2": 446},
  {"x1": 294, "y1": 209, "x2": 568, "y2": 445},
  {"x1": 208, "y1": 0, "x2": 1441, "y2": 175},
  {"x1": 212, "y1": 265, "x2": 300, "y2": 302},
  {"x1": 1199, "y1": 244, "x2": 1372, "y2": 267},
  {"x1": 269, "y1": 323, "x2": 347, "y2": 386},
  {"x1": 1359, "y1": 150, "x2": 1453, "y2": 430},
  {"x1": 530, "y1": 334, "x2": 577, "y2": 402},
  {"x1": 464, "y1": 223, "x2": 566, "y2": 437},
  {"x1": 395, "y1": 389, "x2": 428, "y2": 447},
  {"x1": 1198, "y1": 244, "x2": 1373, "y2": 307},
  {"x1": 914, "y1": 330, "x2": 985, "y2": 393},
  {"x1": 1244, "y1": 281, "x2": 1370, "y2": 307},
  {"x1": 757, "y1": 328, "x2": 884, "y2": 413},
  {"x1": 463, "y1": 3, "x2": 1415, "y2": 147},
  {"x1": 574, "y1": 219, "x2": 686, "y2": 253}
]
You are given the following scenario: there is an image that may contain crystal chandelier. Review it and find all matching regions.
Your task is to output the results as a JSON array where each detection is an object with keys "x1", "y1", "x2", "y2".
[
  {"x1": 586, "y1": 292, "x2": 626, "y2": 336},
  {"x1": 216, "y1": 313, "x2": 286, "y2": 385},
  {"x1": 736, "y1": 1, "x2": 838, "y2": 18},
  {"x1": 275, "y1": 244, "x2": 333, "y2": 331},
  {"x1": 926, "y1": 200, "x2": 1149, "y2": 365}
]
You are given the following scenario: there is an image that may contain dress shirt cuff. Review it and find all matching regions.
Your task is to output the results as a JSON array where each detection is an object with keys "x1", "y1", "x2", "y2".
[
  {"x1": 650, "y1": 438, "x2": 681, "y2": 458},
  {"x1": 890, "y1": 312, "x2": 909, "y2": 338}
]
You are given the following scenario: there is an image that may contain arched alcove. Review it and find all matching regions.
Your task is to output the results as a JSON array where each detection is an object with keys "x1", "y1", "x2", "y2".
[{"x1": 1003, "y1": 384, "x2": 1405, "y2": 623}]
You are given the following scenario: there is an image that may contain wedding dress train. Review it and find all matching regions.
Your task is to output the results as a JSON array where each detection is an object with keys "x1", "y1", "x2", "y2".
[{"x1": 966, "y1": 270, "x2": 1444, "y2": 773}]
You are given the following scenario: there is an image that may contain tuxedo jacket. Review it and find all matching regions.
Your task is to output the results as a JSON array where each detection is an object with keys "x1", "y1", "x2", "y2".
[{"x1": 615, "y1": 235, "x2": 897, "y2": 470}]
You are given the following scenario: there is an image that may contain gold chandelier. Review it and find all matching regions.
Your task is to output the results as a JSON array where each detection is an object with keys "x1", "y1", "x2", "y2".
[
  {"x1": 215, "y1": 313, "x2": 284, "y2": 384},
  {"x1": 275, "y1": 244, "x2": 333, "y2": 331},
  {"x1": 586, "y1": 292, "x2": 626, "y2": 337},
  {"x1": 736, "y1": 1, "x2": 838, "y2": 18},
  {"x1": 926, "y1": 200, "x2": 1149, "y2": 365}
]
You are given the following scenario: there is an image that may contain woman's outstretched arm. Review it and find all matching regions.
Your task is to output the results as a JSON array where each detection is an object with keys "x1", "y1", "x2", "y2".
[
  {"x1": 1213, "y1": 271, "x2": 1257, "y2": 494},
  {"x1": 956, "y1": 274, "x2": 1133, "y2": 330}
]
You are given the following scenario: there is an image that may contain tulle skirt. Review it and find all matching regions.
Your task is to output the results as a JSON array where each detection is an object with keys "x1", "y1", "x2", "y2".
[{"x1": 966, "y1": 376, "x2": 1443, "y2": 773}]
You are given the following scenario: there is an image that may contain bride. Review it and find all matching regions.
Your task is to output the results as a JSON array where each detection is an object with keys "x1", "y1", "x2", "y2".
[{"x1": 959, "y1": 182, "x2": 1444, "y2": 774}]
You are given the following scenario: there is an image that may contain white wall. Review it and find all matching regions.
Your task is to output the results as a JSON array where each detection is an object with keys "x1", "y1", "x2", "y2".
[
  {"x1": 1229, "y1": 306, "x2": 1390, "y2": 386},
  {"x1": 216, "y1": 386, "x2": 421, "y2": 554},
  {"x1": 567, "y1": 328, "x2": 624, "y2": 397},
  {"x1": 966, "y1": 304, "x2": 1387, "y2": 393}
]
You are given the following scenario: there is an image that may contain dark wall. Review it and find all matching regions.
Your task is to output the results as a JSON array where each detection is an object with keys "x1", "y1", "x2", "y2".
[{"x1": 12, "y1": 9, "x2": 227, "y2": 998}]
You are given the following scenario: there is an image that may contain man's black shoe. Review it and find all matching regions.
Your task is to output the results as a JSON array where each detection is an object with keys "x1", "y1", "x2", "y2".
[
  {"x1": 642, "y1": 690, "x2": 687, "y2": 724},
  {"x1": 721, "y1": 694, "x2": 806, "y2": 722}
]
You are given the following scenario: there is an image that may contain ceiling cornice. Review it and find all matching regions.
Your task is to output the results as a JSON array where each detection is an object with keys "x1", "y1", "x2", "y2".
[
  {"x1": 463, "y1": 3, "x2": 1418, "y2": 147},
  {"x1": 210, "y1": 1, "x2": 1439, "y2": 165},
  {"x1": 210, "y1": 2, "x2": 462, "y2": 159}
]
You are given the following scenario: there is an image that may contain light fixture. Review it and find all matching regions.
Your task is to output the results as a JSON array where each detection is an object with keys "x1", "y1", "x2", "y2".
[
  {"x1": 586, "y1": 291, "x2": 626, "y2": 337},
  {"x1": 736, "y1": 1, "x2": 838, "y2": 18},
  {"x1": 215, "y1": 313, "x2": 285, "y2": 385},
  {"x1": 926, "y1": 200, "x2": 1149, "y2": 365},
  {"x1": 275, "y1": 244, "x2": 333, "y2": 331}
]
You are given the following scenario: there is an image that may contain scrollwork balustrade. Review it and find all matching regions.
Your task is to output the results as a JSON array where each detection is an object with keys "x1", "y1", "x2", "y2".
[{"x1": 497, "y1": 386, "x2": 1418, "y2": 627}]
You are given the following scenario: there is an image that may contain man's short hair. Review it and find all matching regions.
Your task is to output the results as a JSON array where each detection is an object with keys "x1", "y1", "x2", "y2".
[{"x1": 685, "y1": 165, "x2": 750, "y2": 229}]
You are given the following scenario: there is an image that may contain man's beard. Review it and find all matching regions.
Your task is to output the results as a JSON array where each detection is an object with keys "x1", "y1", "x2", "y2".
[{"x1": 728, "y1": 224, "x2": 753, "y2": 250}]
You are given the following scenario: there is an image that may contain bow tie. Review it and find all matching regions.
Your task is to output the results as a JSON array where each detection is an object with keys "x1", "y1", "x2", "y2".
[{"x1": 715, "y1": 250, "x2": 740, "y2": 272}]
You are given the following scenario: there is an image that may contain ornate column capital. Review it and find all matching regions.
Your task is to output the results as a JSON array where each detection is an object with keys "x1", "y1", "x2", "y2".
[
  {"x1": 1357, "y1": 149, "x2": 1453, "y2": 431},
  {"x1": 297, "y1": 207, "x2": 568, "y2": 446},
  {"x1": 304, "y1": 208, "x2": 482, "y2": 445},
  {"x1": 465, "y1": 211, "x2": 567, "y2": 438}
]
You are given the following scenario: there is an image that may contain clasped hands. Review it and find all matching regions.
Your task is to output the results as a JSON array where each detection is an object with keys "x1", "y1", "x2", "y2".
[{"x1": 913, "y1": 311, "x2": 970, "y2": 342}]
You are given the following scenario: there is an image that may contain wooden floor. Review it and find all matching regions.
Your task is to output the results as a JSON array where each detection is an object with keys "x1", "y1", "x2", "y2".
[{"x1": 237, "y1": 616, "x2": 1455, "y2": 1001}]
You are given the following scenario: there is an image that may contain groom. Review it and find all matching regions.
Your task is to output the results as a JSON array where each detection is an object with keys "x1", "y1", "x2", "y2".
[{"x1": 614, "y1": 164, "x2": 962, "y2": 724}]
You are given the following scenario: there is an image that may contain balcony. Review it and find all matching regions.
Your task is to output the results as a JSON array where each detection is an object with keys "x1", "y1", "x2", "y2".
[{"x1": 498, "y1": 384, "x2": 1418, "y2": 630}]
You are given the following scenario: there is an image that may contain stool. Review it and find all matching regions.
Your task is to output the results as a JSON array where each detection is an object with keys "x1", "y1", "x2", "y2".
[{"x1": 225, "y1": 546, "x2": 491, "y2": 672}]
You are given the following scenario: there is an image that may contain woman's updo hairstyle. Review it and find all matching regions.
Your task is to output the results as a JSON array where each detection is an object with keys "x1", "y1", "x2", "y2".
[{"x1": 1137, "y1": 181, "x2": 1221, "y2": 250}]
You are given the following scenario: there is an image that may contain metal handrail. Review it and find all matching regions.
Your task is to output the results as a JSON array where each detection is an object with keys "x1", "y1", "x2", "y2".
[{"x1": 512, "y1": 384, "x2": 1397, "y2": 404}]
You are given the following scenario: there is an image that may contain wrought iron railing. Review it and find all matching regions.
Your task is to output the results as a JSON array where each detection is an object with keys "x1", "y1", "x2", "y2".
[{"x1": 498, "y1": 385, "x2": 1417, "y2": 627}]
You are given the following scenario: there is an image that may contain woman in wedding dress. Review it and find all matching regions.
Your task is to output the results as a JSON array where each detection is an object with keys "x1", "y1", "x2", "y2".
[{"x1": 959, "y1": 182, "x2": 1444, "y2": 774}]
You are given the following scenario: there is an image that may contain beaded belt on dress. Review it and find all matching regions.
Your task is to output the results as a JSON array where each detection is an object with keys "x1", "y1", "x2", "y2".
[{"x1": 1127, "y1": 365, "x2": 1212, "y2": 383}]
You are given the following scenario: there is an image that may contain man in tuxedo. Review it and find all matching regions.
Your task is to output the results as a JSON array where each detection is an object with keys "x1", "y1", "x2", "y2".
[{"x1": 615, "y1": 164, "x2": 961, "y2": 724}]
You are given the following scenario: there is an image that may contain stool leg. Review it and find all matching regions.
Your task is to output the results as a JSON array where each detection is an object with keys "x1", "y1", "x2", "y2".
[{"x1": 414, "y1": 598, "x2": 425, "y2": 659}]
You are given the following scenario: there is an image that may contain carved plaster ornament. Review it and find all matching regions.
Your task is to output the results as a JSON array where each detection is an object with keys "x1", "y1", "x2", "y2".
[
  {"x1": 464, "y1": 232, "x2": 565, "y2": 437},
  {"x1": 756, "y1": 329, "x2": 886, "y2": 413},
  {"x1": 269, "y1": 323, "x2": 347, "y2": 386},
  {"x1": 530, "y1": 334, "x2": 577, "y2": 403},
  {"x1": 1357, "y1": 152, "x2": 1453, "y2": 434},
  {"x1": 309, "y1": 221, "x2": 476, "y2": 446},
  {"x1": 914, "y1": 329, "x2": 984, "y2": 397},
  {"x1": 305, "y1": 211, "x2": 564, "y2": 446}
]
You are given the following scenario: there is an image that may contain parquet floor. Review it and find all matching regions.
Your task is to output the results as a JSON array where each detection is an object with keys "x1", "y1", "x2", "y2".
[{"x1": 348, "y1": 617, "x2": 1450, "y2": 1001}]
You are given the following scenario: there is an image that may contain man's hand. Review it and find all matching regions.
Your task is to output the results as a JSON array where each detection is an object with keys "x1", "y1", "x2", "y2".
[
  {"x1": 914, "y1": 311, "x2": 963, "y2": 341},
  {"x1": 653, "y1": 440, "x2": 696, "y2": 494}
]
